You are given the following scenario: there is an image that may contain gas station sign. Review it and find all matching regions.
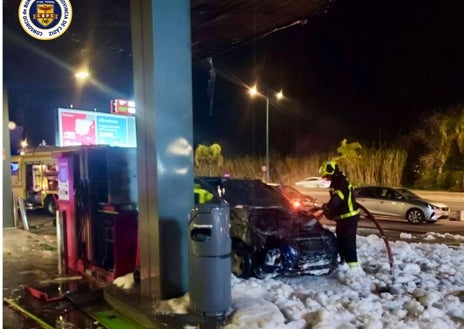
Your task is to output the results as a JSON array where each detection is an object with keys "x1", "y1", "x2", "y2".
[{"x1": 57, "y1": 108, "x2": 137, "y2": 147}]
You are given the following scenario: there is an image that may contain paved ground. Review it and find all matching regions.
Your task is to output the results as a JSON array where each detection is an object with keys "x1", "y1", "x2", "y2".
[
  {"x1": 3, "y1": 211, "x2": 223, "y2": 329},
  {"x1": 2, "y1": 212, "x2": 101, "y2": 329}
]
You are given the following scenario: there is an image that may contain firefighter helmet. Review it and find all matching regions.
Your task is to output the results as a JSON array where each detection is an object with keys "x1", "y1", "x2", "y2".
[{"x1": 319, "y1": 160, "x2": 339, "y2": 178}]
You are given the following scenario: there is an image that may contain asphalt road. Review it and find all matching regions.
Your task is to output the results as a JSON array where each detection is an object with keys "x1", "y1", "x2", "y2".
[{"x1": 319, "y1": 215, "x2": 464, "y2": 244}]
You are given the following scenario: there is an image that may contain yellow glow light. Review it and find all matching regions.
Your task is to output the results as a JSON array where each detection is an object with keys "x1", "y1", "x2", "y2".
[
  {"x1": 248, "y1": 85, "x2": 258, "y2": 97},
  {"x1": 8, "y1": 121, "x2": 17, "y2": 130},
  {"x1": 75, "y1": 70, "x2": 90, "y2": 79}
]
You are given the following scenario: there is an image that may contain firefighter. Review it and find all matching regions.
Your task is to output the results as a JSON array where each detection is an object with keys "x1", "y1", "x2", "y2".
[
  {"x1": 194, "y1": 183, "x2": 214, "y2": 204},
  {"x1": 319, "y1": 160, "x2": 361, "y2": 270}
]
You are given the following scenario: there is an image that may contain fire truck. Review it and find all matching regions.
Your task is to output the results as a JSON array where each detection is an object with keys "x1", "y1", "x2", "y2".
[{"x1": 11, "y1": 147, "x2": 60, "y2": 215}]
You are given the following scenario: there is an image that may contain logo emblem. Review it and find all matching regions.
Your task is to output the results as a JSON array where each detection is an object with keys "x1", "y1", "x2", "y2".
[
  {"x1": 18, "y1": 0, "x2": 73, "y2": 40},
  {"x1": 34, "y1": 3, "x2": 58, "y2": 28}
]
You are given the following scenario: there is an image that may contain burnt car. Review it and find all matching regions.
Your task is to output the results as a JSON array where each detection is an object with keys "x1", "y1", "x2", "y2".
[
  {"x1": 268, "y1": 183, "x2": 318, "y2": 211},
  {"x1": 194, "y1": 177, "x2": 338, "y2": 279}
]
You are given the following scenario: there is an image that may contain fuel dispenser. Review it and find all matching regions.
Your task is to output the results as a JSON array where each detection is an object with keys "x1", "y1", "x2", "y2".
[{"x1": 54, "y1": 146, "x2": 138, "y2": 284}]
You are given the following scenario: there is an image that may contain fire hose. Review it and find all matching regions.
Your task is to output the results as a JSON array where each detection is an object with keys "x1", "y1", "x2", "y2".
[{"x1": 310, "y1": 203, "x2": 394, "y2": 274}]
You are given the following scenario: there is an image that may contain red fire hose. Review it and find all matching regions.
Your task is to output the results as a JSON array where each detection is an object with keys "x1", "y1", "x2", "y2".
[
  {"x1": 356, "y1": 203, "x2": 394, "y2": 274},
  {"x1": 310, "y1": 204, "x2": 394, "y2": 274}
]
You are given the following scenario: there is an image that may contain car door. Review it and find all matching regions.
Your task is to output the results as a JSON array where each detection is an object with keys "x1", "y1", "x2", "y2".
[
  {"x1": 374, "y1": 187, "x2": 403, "y2": 217},
  {"x1": 385, "y1": 189, "x2": 410, "y2": 218},
  {"x1": 355, "y1": 187, "x2": 385, "y2": 215}
]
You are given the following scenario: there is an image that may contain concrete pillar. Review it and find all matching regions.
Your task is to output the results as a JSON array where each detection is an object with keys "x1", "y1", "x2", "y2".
[
  {"x1": 3, "y1": 89, "x2": 14, "y2": 228},
  {"x1": 131, "y1": 0, "x2": 194, "y2": 299}
]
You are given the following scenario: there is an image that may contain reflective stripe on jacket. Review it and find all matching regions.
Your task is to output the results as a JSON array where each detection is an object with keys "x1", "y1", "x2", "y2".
[{"x1": 328, "y1": 182, "x2": 359, "y2": 220}]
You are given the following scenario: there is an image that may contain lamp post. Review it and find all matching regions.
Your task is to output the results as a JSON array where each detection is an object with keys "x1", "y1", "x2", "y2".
[{"x1": 249, "y1": 85, "x2": 283, "y2": 183}]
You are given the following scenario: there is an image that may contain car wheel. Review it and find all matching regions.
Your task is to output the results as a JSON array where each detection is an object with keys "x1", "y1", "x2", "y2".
[
  {"x1": 231, "y1": 240, "x2": 253, "y2": 279},
  {"x1": 406, "y1": 208, "x2": 425, "y2": 224},
  {"x1": 253, "y1": 264, "x2": 267, "y2": 279},
  {"x1": 44, "y1": 196, "x2": 57, "y2": 216}
]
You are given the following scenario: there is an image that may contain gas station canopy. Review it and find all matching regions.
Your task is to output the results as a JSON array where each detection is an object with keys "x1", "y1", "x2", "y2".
[
  {"x1": 191, "y1": 0, "x2": 334, "y2": 58},
  {"x1": 3, "y1": 0, "x2": 333, "y2": 89}
]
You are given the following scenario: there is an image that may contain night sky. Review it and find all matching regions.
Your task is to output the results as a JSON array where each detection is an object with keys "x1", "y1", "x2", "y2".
[{"x1": 5, "y1": 0, "x2": 464, "y2": 156}]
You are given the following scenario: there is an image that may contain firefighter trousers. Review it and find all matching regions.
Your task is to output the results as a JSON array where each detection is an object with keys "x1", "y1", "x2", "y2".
[{"x1": 335, "y1": 214, "x2": 359, "y2": 264}]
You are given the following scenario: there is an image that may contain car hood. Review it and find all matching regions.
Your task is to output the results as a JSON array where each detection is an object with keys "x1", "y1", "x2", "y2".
[
  {"x1": 423, "y1": 199, "x2": 449, "y2": 208},
  {"x1": 403, "y1": 197, "x2": 448, "y2": 208},
  {"x1": 230, "y1": 206, "x2": 330, "y2": 240}
]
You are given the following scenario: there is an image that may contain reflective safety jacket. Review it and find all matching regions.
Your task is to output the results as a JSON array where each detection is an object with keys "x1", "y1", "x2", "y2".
[
  {"x1": 323, "y1": 174, "x2": 359, "y2": 220},
  {"x1": 194, "y1": 183, "x2": 214, "y2": 204}
]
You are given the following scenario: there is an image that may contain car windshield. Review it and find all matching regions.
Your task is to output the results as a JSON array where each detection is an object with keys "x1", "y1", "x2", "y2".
[
  {"x1": 395, "y1": 188, "x2": 421, "y2": 200},
  {"x1": 279, "y1": 186, "x2": 300, "y2": 197},
  {"x1": 221, "y1": 179, "x2": 291, "y2": 208},
  {"x1": 196, "y1": 177, "x2": 291, "y2": 208}
]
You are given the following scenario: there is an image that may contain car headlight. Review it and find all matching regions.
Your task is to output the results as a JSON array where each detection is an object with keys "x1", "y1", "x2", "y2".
[
  {"x1": 291, "y1": 199, "x2": 302, "y2": 208},
  {"x1": 426, "y1": 204, "x2": 439, "y2": 210}
]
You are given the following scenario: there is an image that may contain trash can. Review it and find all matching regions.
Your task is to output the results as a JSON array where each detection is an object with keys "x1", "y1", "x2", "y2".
[{"x1": 188, "y1": 203, "x2": 231, "y2": 316}]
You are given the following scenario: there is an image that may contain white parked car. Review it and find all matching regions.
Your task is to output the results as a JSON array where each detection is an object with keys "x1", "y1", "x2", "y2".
[{"x1": 295, "y1": 176, "x2": 331, "y2": 189}]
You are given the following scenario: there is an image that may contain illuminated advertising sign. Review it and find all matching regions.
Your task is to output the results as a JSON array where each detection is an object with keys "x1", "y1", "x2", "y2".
[
  {"x1": 111, "y1": 99, "x2": 136, "y2": 115},
  {"x1": 57, "y1": 108, "x2": 137, "y2": 147}
]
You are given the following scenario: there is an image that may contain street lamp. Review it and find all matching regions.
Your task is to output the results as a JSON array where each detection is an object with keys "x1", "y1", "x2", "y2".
[
  {"x1": 75, "y1": 69, "x2": 90, "y2": 80},
  {"x1": 19, "y1": 139, "x2": 28, "y2": 155},
  {"x1": 72, "y1": 68, "x2": 90, "y2": 108},
  {"x1": 249, "y1": 85, "x2": 283, "y2": 183}
]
